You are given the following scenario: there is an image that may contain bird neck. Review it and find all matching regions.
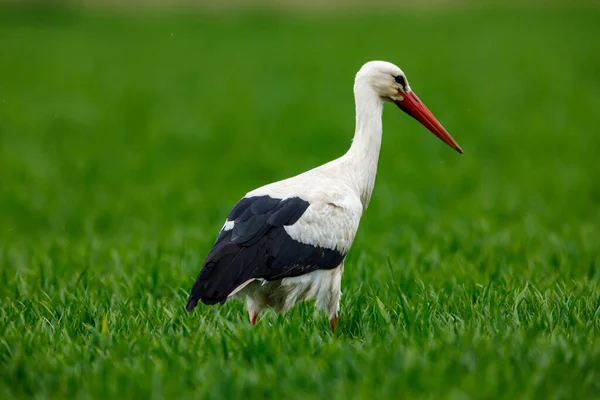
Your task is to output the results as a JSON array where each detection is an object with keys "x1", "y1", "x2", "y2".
[{"x1": 344, "y1": 85, "x2": 383, "y2": 209}]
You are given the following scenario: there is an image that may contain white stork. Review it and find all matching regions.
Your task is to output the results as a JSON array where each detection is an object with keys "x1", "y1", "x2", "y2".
[{"x1": 186, "y1": 60, "x2": 462, "y2": 332}]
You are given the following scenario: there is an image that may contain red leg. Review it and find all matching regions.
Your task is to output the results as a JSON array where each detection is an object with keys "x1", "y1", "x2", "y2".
[
  {"x1": 250, "y1": 312, "x2": 258, "y2": 326},
  {"x1": 330, "y1": 314, "x2": 339, "y2": 333}
]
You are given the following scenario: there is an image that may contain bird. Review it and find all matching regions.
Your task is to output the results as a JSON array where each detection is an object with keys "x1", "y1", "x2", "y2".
[{"x1": 185, "y1": 60, "x2": 462, "y2": 332}]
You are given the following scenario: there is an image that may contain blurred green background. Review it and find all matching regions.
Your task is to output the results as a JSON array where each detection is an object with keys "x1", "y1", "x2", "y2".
[{"x1": 1, "y1": 1, "x2": 599, "y2": 399}]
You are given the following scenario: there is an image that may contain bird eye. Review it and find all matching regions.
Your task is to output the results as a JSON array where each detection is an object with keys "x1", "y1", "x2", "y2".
[{"x1": 394, "y1": 75, "x2": 407, "y2": 88}]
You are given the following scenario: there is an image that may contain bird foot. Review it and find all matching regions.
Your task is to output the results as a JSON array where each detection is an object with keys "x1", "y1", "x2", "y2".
[{"x1": 330, "y1": 314, "x2": 339, "y2": 333}]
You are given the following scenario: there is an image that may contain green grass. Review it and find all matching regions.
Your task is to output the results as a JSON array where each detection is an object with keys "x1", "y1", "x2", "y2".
[{"x1": 1, "y1": 3, "x2": 600, "y2": 399}]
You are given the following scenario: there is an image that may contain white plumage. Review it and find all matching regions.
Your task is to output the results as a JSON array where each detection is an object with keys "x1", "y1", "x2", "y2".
[{"x1": 186, "y1": 60, "x2": 462, "y2": 332}]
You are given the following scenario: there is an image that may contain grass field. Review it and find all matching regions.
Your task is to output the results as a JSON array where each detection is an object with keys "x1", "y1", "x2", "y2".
[{"x1": 1, "y1": 3, "x2": 600, "y2": 399}]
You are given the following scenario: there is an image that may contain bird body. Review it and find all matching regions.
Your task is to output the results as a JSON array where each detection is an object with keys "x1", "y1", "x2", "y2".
[{"x1": 186, "y1": 61, "x2": 462, "y2": 331}]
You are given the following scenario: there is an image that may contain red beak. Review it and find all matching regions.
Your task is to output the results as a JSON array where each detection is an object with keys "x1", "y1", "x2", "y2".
[{"x1": 395, "y1": 91, "x2": 463, "y2": 154}]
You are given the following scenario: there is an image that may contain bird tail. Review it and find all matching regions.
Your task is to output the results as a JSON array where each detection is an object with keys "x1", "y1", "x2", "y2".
[
  {"x1": 185, "y1": 263, "x2": 225, "y2": 312},
  {"x1": 185, "y1": 295, "x2": 200, "y2": 312},
  {"x1": 185, "y1": 240, "x2": 268, "y2": 311}
]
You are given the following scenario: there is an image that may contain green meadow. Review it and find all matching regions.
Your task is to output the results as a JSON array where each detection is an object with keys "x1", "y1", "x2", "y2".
[{"x1": 0, "y1": 3, "x2": 599, "y2": 399}]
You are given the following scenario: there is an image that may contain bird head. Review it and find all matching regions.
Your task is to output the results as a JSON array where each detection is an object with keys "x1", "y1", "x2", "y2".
[{"x1": 355, "y1": 60, "x2": 463, "y2": 154}]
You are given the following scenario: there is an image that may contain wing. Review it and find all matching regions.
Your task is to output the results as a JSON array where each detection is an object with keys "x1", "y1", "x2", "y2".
[{"x1": 185, "y1": 194, "x2": 358, "y2": 310}]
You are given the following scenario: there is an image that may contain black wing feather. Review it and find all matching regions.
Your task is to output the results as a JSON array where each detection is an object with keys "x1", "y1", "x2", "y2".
[
  {"x1": 267, "y1": 200, "x2": 309, "y2": 226},
  {"x1": 185, "y1": 195, "x2": 345, "y2": 311},
  {"x1": 228, "y1": 197, "x2": 254, "y2": 220}
]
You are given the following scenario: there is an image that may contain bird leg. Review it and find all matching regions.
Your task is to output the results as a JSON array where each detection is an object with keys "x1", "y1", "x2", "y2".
[
  {"x1": 330, "y1": 314, "x2": 339, "y2": 333},
  {"x1": 328, "y1": 300, "x2": 339, "y2": 333},
  {"x1": 250, "y1": 311, "x2": 258, "y2": 326},
  {"x1": 246, "y1": 296, "x2": 262, "y2": 327}
]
